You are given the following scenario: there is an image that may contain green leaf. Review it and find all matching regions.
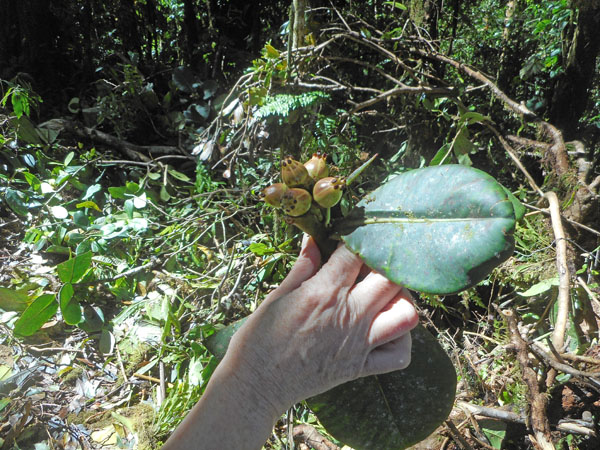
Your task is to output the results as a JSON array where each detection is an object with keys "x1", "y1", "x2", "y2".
[
  {"x1": 337, "y1": 165, "x2": 521, "y2": 294},
  {"x1": 22, "y1": 171, "x2": 41, "y2": 191},
  {"x1": 124, "y1": 198, "x2": 135, "y2": 218},
  {"x1": 205, "y1": 320, "x2": 247, "y2": 360},
  {"x1": 82, "y1": 183, "x2": 102, "y2": 200},
  {"x1": 160, "y1": 186, "x2": 171, "y2": 201},
  {"x1": 126, "y1": 181, "x2": 140, "y2": 193},
  {"x1": 206, "y1": 321, "x2": 456, "y2": 450},
  {"x1": 11, "y1": 90, "x2": 28, "y2": 118},
  {"x1": 248, "y1": 242, "x2": 276, "y2": 256},
  {"x1": 59, "y1": 283, "x2": 81, "y2": 325},
  {"x1": 56, "y1": 251, "x2": 93, "y2": 283},
  {"x1": 99, "y1": 329, "x2": 115, "y2": 354},
  {"x1": 64, "y1": 151, "x2": 75, "y2": 166},
  {"x1": 460, "y1": 111, "x2": 491, "y2": 125},
  {"x1": 168, "y1": 169, "x2": 191, "y2": 182},
  {"x1": 264, "y1": 44, "x2": 280, "y2": 58},
  {"x1": 518, "y1": 277, "x2": 559, "y2": 296},
  {"x1": 479, "y1": 419, "x2": 507, "y2": 449},
  {"x1": 383, "y1": 1, "x2": 407, "y2": 10},
  {"x1": 14, "y1": 294, "x2": 58, "y2": 336},
  {"x1": 76, "y1": 200, "x2": 101, "y2": 212},
  {"x1": 307, "y1": 325, "x2": 456, "y2": 449},
  {"x1": 108, "y1": 186, "x2": 127, "y2": 199},
  {"x1": 0, "y1": 287, "x2": 30, "y2": 312},
  {"x1": 10, "y1": 116, "x2": 42, "y2": 145},
  {"x1": 4, "y1": 188, "x2": 29, "y2": 216}
]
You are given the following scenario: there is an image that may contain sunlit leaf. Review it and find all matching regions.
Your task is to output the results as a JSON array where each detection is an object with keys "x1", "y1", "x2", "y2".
[
  {"x1": 124, "y1": 198, "x2": 135, "y2": 218},
  {"x1": 518, "y1": 277, "x2": 559, "y2": 296},
  {"x1": 59, "y1": 283, "x2": 81, "y2": 325},
  {"x1": 264, "y1": 44, "x2": 280, "y2": 58},
  {"x1": 50, "y1": 205, "x2": 69, "y2": 219},
  {"x1": 0, "y1": 287, "x2": 30, "y2": 312},
  {"x1": 99, "y1": 329, "x2": 115, "y2": 354},
  {"x1": 14, "y1": 294, "x2": 58, "y2": 336},
  {"x1": 76, "y1": 201, "x2": 101, "y2": 212},
  {"x1": 82, "y1": 183, "x2": 102, "y2": 200},
  {"x1": 5, "y1": 188, "x2": 29, "y2": 216},
  {"x1": 56, "y1": 251, "x2": 93, "y2": 283},
  {"x1": 64, "y1": 151, "x2": 75, "y2": 166},
  {"x1": 337, "y1": 165, "x2": 524, "y2": 294},
  {"x1": 479, "y1": 419, "x2": 507, "y2": 449},
  {"x1": 383, "y1": 1, "x2": 407, "y2": 10},
  {"x1": 133, "y1": 193, "x2": 147, "y2": 208},
  {"x1": 22, "y1": 171, "x2": 41, "y2": 190}
]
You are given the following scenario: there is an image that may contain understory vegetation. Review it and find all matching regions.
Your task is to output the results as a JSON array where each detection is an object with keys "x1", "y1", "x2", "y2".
[{"x1": 0, "y1": 0, "x2": 599, "y2": 449}]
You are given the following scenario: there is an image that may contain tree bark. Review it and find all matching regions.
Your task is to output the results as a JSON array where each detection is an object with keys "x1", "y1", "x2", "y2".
[
  {"x1": 548, "y1": 2, "x2": 600, "y2": 139},
  {"x1": 496, "y1": 0, "x2": 525, "y2": 92},
  {"x1": 292, "y1": 0, "x2": 307, "y2": 49}
]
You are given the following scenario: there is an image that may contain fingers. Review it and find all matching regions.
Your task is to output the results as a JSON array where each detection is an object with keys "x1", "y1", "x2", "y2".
[
  {"x1": 350, "y1": 271, "x2": 403, "y2": 317},
  {"x1": 265, "y1": 234, "x2": 321, "y2": 301},
  {"x1": 367, "y1": 292, "x2": 418, "y2": 347},
  {"x1": 363, "y1": 332, "x2": 412, "y2": 376},
  {"x1": 309, "y1": 243, "x2": 363, "y2": 293}
]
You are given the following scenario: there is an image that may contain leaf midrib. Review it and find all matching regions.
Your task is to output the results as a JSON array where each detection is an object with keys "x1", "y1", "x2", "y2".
[{"x1": 344, "y1": 216, "x2": 513, "y2": 226}]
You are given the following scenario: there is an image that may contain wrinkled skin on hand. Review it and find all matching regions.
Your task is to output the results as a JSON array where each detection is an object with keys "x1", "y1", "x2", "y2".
[{"x1": 225, "y1": 235, "x2": 419, "y2": 416}]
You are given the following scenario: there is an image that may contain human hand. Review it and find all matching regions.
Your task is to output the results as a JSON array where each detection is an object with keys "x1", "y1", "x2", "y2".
[{"x1": 222, "y1": 234, "x2": 419, "y2": 417}]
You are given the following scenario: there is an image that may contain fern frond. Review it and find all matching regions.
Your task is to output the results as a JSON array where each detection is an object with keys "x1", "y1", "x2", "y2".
[{"x1": 255, "y1": 91, "x2": 329, "y2": 119}]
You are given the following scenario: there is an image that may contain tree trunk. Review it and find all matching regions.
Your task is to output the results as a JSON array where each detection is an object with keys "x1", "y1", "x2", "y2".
[
  {"x1": 292, "y1": 0, "x2": 307, "y2": 49},
  {"x1": 183, "y1": 0, "x2": 200, "y2": 65},
  {"x1": 548, "y1": 2, "x2": 600, "y2": 139},
  {"x1": 496, "y1": 0, "x2": 525, "y2": 92}
]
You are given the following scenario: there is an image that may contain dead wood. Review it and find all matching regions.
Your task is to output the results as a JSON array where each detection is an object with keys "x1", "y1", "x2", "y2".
[{"x1": 293, "y1": 424, "x2": 340, "y2": 450}]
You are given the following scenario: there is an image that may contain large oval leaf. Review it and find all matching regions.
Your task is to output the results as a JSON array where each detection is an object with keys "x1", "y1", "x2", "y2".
[
  {"x1": 307, "y1": 325, "x2": 456, "y2": 449},
  {"x1": 337, "y1": 165, "x2": 523, "y2": 294},
  {"x1": 206, "y1": 321, "x2": 456, "y2": 449}
]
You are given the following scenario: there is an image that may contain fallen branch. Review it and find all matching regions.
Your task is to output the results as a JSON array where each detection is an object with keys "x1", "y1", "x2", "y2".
[
  {"x1": 48, "y1": 119, "x2": 188, "y2": 162},
  {"x1": 458, "y1": 401, "x2": 524, "y2": 424},
  {"x1": 529, "y1": 342, "x2": 600, "y2": 381},
  {"x1": 445, "y1": 420, "x2": 475, "y2": 450},
  {"x1": 545, "y1": 192, "x2": 571, "y2": 353},
  {"x1": 523, "y1": 203, "x2": 600, "y2": 237},
  {"x1": 293, "y1": 424, "x2": 340, "y2": 450},
  {"x1": 503, "y1": 309, "x2": 554, "y2": 450},
  {"x1": 350, "y1": 85, "x2": 456, "y2": 114}
]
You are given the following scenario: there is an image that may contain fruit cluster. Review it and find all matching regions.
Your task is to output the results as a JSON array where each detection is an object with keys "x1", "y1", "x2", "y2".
[{"x1": 261, "y1": 153, "x2": 345, "y2": 217}]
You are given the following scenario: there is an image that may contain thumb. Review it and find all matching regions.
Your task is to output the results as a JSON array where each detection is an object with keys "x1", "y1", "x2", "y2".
[{"x1": 265, "y1": 234, "x2": 321, "y2": 301}]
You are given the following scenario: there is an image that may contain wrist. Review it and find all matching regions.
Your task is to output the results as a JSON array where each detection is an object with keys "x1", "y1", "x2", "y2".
[
  {"x1": 219, "y1": 348, "x2": 290, "y2": 418},
  {"x1": 164, "y1": 356, "x2": 281, "y2": 450}
]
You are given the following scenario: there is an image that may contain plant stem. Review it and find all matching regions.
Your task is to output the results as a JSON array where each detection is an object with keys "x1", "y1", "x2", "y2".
[{"x1": 285, "y1": 213, "x2": 338, "y2": 258}]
